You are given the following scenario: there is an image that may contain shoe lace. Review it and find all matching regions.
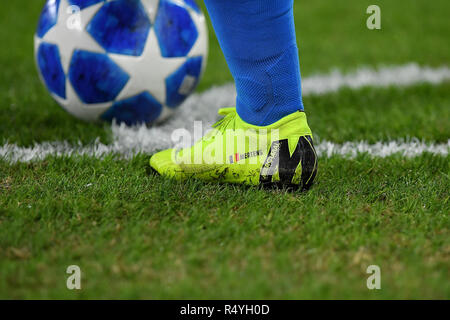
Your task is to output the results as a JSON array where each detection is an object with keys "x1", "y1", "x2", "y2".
[
  {"x1": 192, "y1": 108, "x2": 237, "y2": 145},
  {"x1": 212, "y1": 107, "x2": 237, "y2": 133}
]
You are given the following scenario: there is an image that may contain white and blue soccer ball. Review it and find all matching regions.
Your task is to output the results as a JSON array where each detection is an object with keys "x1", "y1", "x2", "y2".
[{"x1": 34, "y1": 0, "x2": 208, "y2": 125}]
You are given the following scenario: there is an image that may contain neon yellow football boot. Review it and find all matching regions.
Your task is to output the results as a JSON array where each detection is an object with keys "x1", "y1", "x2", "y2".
[{"x1": 150, "y1": 108, "x2": 317, "y2": 189}]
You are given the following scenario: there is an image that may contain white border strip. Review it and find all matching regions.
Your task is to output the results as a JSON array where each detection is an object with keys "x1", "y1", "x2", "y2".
[
  {"x1": 315, "y1": 139, "x2": 449, "y2": 158},
  {"x1": 1, "y1": 64, "x2": 449, "y2": 163},
  {"x1": 1, "y1": 139, "x2": 448, "y2": 163},
  {"x1": 301, "y1": 63, "x2": 450, "y2": 94}
]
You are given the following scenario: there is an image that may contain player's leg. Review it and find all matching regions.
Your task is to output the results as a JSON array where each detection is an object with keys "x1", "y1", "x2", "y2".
[
  {"x1": 203, "y1": 0, "x2": 304, "y2": 126},
  {"x1": 150, "y1": 0, "x2": 317, "y2": 189}
]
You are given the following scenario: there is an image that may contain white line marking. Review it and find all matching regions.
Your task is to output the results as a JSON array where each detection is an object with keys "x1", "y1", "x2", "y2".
[
  {"x1": 1, "y1": 139, "x2": 448, "y2": 163},
  {"x1": 315, "y1": 139, "x2": 449, "y2": 158},
  {"x1": 301, "y1": 63, "x2": 450, "y2": 94},
  {"x1": 1, "y1": 64, "x2": 449, "y2": 163}
]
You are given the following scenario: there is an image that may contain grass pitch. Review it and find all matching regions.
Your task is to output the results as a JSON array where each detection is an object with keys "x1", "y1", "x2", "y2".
[{"x1": 0, "y1": 0, "x2": 449, "y2": 299}]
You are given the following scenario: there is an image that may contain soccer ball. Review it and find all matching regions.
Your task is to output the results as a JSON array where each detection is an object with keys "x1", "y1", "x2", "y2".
[{"x1": 34, "y1": 0, "x2": 208, "y2": 125}]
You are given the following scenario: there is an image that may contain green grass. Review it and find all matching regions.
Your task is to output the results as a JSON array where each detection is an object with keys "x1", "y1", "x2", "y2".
[
  {"x1": 308, "y1": 83, "x2": 450, "y2": 143},
  {"x1": 0, "y1": 0, "x2": 449, "y2": 299},
  {"x1": 1, "y1": 154, "x2": 448, "y2": 299},
  {"x1": 2, "y1": 82, "x2": 450, "y2": 146}
]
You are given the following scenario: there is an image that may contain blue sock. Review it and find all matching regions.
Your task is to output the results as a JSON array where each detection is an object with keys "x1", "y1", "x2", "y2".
[{"x1": 203, "y1": 0, "x2": 304, "y2": 126}]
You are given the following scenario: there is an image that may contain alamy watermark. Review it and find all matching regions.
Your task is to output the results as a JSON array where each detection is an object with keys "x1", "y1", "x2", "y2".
[
  {"x1": 366, "y1": 265, "x2": 381, "y2": 290},
  {"x1": 66, "y1": 265, "x2": 81, "y2": 290},
  {"x1": 66, "y1": 5, "x2": 82, "y2": 30},
  {"x1": 366, "y1": 5, "x2": 381, "y2": 30}
]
